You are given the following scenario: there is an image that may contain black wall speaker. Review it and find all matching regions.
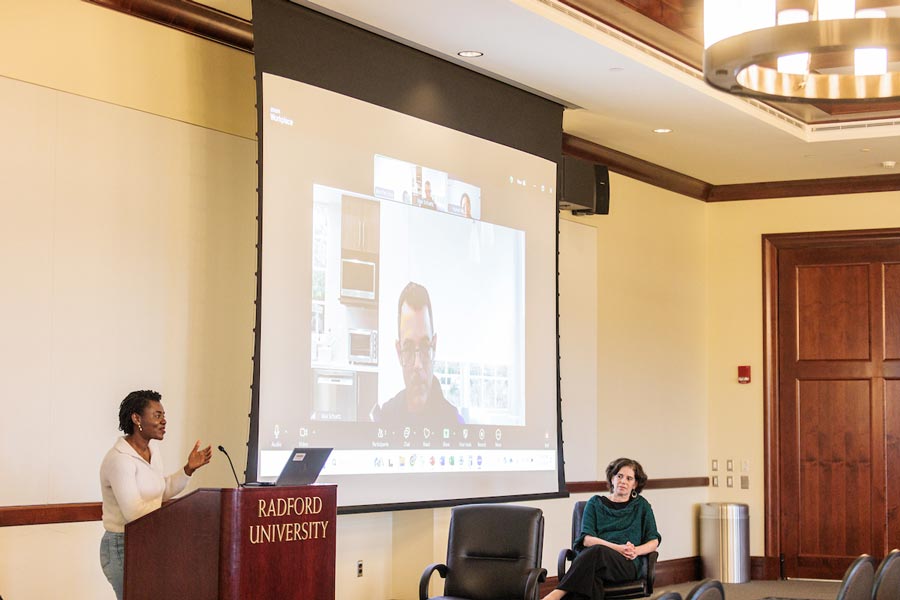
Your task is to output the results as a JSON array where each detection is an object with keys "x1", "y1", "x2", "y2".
[{"x1": 559, "y1": 155, "x2": 610, "y2": 215}]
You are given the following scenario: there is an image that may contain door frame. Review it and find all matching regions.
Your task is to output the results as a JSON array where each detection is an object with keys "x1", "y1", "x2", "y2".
[{"x1": 762, "y1": 227, "x2": 900, "y2": 576}]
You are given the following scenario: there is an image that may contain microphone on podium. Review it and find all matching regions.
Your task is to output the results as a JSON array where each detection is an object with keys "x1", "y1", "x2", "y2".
[{"x1": 218, "y1": 445, "x2": 244, "y2": 488}]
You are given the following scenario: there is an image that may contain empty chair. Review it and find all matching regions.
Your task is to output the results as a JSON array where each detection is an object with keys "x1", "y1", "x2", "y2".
[
  {"x1": 654, "y1": 591, "x2": 683, "y2": 600},
  {"x1": 419, "y1": 503, "x2": 546, "y2": 600},
  {"x1": 836, "y1": 555, "x2": 878, "y2": 600},
  {"x1": 557, "y1": 500, "x2": 658, "y2": 599},
  {"x1": 873, "y1": 549, "x2": 900, "y2": 600},
  {"x1": 684, "y1": 579, "x2": 724, "y2": 600}
]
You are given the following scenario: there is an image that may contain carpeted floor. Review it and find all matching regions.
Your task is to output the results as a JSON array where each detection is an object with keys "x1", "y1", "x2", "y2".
[{"x1": 651, "y1": 579, "x2": 841, "y2": 600}]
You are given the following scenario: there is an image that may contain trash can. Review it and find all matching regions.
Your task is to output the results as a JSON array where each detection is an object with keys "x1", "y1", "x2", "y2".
[{"x1": 700, "y1": 502, "x2": 750, "y2": 583}]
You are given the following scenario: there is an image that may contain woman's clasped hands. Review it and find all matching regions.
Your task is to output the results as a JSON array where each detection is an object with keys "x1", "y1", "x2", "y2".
[{"x1": 618, "y1": 541, "x2": 637, "y2": 560}]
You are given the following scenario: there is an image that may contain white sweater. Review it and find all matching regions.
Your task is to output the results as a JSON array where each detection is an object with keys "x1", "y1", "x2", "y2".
[{"x1": 99, "y1": 436, "x2": 191, "y2": 533}]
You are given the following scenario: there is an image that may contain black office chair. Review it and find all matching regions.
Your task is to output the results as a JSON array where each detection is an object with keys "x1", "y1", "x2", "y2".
[
  {"x1": 655, "y1": 591, "x2": 683, "y2": 600},
  {"x1": 419, "y1": 503, "x2": 547, "y2": 600},
  {"x1": 872, "y1": 550, "x2": 899, "y2": 600},
  {"x1": 836, "y1": 555, "x2": 877, "y2": 600},
  {"x1": 557, "y1": 500, "x2": 658, "y2": 599},
  {"x1": 684, "y1": 579, "x2": 724, "y2": 600}
]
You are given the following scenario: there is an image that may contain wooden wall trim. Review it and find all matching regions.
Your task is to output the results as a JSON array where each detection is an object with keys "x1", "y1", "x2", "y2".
[
  {"x1": 81, "y1": 2, "x2": 900, "y2": 201},
  {"x1": 0, "y1": 502, "x2": 102, "y2": 527},
  {"x1": 566, "y1": 477, "x2": 709, "y2": 494},
  {"x1": 539, "y1": 557, "x2": 702, "y2": 597},
  {"x1": 540, "y1": 555, "x2": 777, "y2": 596},
  {"x1": 84, "y1": 2, "x2": 898, "y2": 201},
  {"x1": 562, "y1": 133, "x2": 712, "y2": 201},
  {"x1": 655, "y1": 556, "x2": 705, "y2": 586},
  {"x1": 1, "y1": 478, "x2": 707, "y2": 527},
  {"x1": 707, "y1": 173, "x2": 900, "y2": 202},
  {"x1": 752, "y1": 555, "x2": 782, "y2": 580},
  {"x1": 82, "y1": 0, "x2": 253, "y2": 53},
  {"x1": 563, "y1": 133, "x2": 900, "y2": 202}
]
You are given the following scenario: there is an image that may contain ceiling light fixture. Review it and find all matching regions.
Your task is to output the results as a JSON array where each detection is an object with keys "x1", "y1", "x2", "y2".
[
  {"x1": 457, "y1": 50, "x2": 483, "y2": 58},
  {"x1": 652, "y1": 128, "x2": 673, "y2": 134},
  {"x1": 703, "y1": 1, "x2": 900, "y2": 102}
]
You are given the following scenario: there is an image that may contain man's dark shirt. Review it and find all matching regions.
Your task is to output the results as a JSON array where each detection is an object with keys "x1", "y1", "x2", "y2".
[{"x1": 372, "y1": 376, "x2": 464, "y2": 424}]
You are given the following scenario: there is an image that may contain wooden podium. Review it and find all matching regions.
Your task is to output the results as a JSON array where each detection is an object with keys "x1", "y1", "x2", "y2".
[{"x1": 124, "y1": 485, "x2": 336, "y2": 600}]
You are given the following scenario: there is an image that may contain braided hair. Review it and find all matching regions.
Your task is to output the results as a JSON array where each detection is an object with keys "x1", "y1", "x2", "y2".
[{"x1": 118, "y1": 390, "x2": 161, "y2": 435}]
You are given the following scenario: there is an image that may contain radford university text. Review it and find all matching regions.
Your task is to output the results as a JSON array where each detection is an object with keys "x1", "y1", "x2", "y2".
[{"x1": 248, "y1": 495, "x2": 330, "y2": 545}]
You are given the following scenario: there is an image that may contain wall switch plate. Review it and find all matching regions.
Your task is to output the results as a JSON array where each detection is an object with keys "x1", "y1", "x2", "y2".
[
  {"x1": 726, "y1": 476, "x2": 734, "y2": 488},
  {"x1": 712, "y1": 459, "x2": 718, "y2": 471},
  {"x1": 357, "y1": 560, "x2": 363, "y2": 577},
  {"x1": 726, "y1": 459, "x2": 734, "y2": 472},
  {"x1": 741, "y1": 475, "x2": 749, "y2": 489},
  {"x1": 712, "y1": 475, "x2": 719, "y2": 487},
  {"x1": 741, "y1": 459, "x2": 750, "y2": 473}
]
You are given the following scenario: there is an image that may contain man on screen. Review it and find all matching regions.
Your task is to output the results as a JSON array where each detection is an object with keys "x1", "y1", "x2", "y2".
[
  {"x1": 372, "y1": 282, "x2": 464, "y2": 425},
  {"x1": 417, "y1": 180, "x2": 437, "y2": 210}
]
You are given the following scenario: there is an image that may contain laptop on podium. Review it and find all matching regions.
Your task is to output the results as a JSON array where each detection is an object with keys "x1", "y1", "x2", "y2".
[{"x1": 274, "y1": 447, "x2": 333, "y2": 487}]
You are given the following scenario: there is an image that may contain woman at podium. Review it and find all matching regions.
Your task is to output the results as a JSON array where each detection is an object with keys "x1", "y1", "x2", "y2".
[{"x1": 99, "y1": 390, "x2": 212, "y2": 599}]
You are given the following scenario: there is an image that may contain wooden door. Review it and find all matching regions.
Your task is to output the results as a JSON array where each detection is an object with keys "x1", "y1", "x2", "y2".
[{"x1": 770, "y1": 232, "x2": 900, "y2": 579}]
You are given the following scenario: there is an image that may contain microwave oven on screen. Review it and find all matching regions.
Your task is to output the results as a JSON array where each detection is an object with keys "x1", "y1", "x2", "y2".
[{"x1": 341, "y1": 258, "x2": 376, "y2": 301}]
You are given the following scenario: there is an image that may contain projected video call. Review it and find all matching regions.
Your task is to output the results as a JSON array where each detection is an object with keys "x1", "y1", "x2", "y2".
[
  {"x1": 310, "y1": 181, "x2": 524, "y2": 427},
  {"x1": 258, "y1": 73, "x2": 558, "y2": 503}
]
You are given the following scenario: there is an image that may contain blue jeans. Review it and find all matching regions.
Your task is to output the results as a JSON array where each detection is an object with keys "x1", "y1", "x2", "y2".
[{"x1": 100, "y1": 530, "x2": 125, "y2": 600}]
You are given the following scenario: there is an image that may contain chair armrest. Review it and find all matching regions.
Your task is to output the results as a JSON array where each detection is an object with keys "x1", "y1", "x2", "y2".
[
  {"x1": 523, "y1": 567, "x2": 548, "y2": 600},
  {"x1": 419, "y1": 563, "x2": 448, "y2": 600},
  {"x1": 645, "y1": 551, "x2": 659, "y2": 595},
  {"x1": 558, "y1": 548, "x2": 576, "y2": 579}
]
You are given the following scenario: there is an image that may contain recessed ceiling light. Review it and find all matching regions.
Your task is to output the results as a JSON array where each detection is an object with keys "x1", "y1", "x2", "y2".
[
  {"x1": 457, "y1": 50, "x2": 483, "y2": 58},
  {"x1": 883, "y1": 160, "x2": 897, "y2": 169},
  {"x1": 860, "y1": 148, "x2": 871, "y2": 152},
  {"x1": 609, "y1": 67, "x2": 625, "y2": 72},
  {"x1": 652, "y1": 128, "x2": 673, "y2": 134}
]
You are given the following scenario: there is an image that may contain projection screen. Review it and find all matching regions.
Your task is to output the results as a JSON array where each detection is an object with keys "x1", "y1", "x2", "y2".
[{"x1": 250, "y1": 0, "x2": 565, "y2": 511}]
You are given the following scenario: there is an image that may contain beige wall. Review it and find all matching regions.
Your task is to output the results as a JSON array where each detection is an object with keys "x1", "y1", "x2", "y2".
[
  {"x1": 706, "y1": 192, "x2": 900, "y2": 555},
  {"x1": 576, "y1": 183, "x2": 900, "y2": 558},
  {"x1": 567, "y1": 174, "x2": 711, "y2": 562},
  {"x1": 0, "y1": 0, "x2": 256, "y2": 139},
  {"x1": 566, "y1": 182, "x2": 900, "y2": 561},
  {"x1": 583, "y1": 174, "x2": 709, "y2": 482},
  {"x1": 0, "y1": 2, "x2": 259, "y2": 598},
  {"x1": 5, "y1": 2, "x2": 900, "y2": 599}
]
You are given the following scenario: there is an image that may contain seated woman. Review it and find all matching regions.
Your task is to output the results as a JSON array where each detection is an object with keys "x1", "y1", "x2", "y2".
[{"x1": 543, "y1": 457, "x2": 661, "y2": 600}]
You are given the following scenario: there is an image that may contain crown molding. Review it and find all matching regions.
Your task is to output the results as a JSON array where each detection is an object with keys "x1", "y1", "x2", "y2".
[
  {"x1": 563, "y1": 133, "x2": 711, "y2": 200},
  {"x1": 707, "y1": 174, "x2": 900, "y2": 201},
  {"x1": 82, "y1": 0, "x2": 253, "y2": 52},
  {"x1": 85, "y1": 1, "x2": 900, "y2": 201},
  {"x1": 563, "y1": 133, "x2": 900, "y2": 201}
]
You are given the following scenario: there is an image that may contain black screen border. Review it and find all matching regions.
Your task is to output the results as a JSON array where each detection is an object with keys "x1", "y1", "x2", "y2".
[{"x1": 250, "y1": 0, "x2": 567, "y2": 512}]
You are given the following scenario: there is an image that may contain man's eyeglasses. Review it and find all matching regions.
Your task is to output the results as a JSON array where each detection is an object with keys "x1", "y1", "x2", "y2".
[{"x1": 399, "y1": 339, "x2": 435, "y2": 367}]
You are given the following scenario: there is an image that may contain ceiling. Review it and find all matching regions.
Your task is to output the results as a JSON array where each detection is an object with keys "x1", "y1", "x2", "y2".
[{"x1": 193, "y1": 0, "x2": 900, "y2": 190}]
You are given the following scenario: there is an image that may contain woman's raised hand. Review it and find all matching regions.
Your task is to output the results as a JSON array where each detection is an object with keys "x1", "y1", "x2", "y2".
[{"x1": 184, "y1": 440, "x2": 212, "y2": 476}]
